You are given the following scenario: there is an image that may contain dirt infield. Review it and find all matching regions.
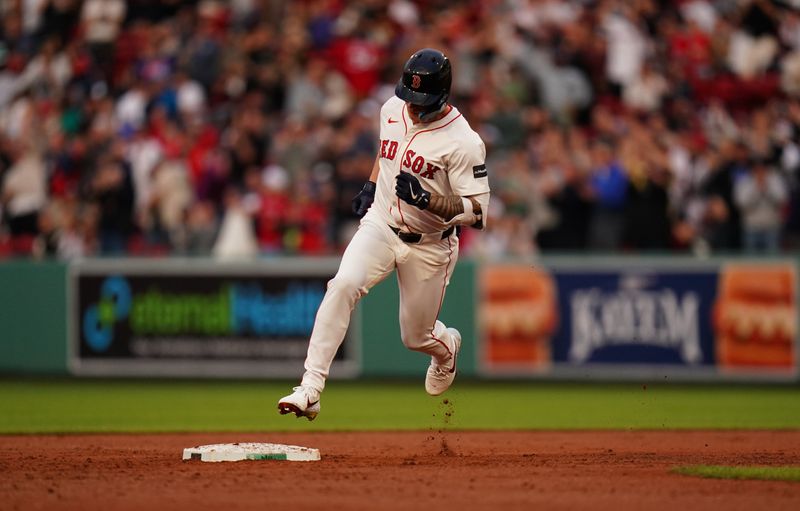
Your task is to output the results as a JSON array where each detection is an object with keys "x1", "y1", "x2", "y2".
[{"x1": 1, "y1": 430, "x2": 799, "y2": 511}]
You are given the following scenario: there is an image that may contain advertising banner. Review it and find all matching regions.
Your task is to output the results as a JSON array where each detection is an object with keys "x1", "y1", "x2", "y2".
[
  {"x1": 70, "y1": 259, "x2": 359, "y2": 378},
  {"x1": 479, "y1": 260, "x2": 797, "y2": 380}
]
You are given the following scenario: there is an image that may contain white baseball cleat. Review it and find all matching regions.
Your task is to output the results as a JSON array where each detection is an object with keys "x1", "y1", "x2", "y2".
[
  {"x1": 278, "y1": 386, "x2": 321, "y2": 421},
  {"x1": 425, "y1": 328, "x2": 461, "y2": 396}
]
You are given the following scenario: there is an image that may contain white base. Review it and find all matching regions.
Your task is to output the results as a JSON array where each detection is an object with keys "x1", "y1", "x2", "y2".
[{"x1": 182, "y1": 443, "x2": 321, "y2": 462}]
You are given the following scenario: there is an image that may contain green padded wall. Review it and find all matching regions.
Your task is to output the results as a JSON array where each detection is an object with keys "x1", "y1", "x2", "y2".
[{"x1": 0, "y1": 261, "x2": 68, "y2": 374}]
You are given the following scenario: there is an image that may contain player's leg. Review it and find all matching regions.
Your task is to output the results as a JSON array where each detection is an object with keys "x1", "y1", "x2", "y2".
[
  {"x1": 396, "y1": 234, "x2": 461, "y2": 395},
  {"x1": 302, "y1": 219, "x2": 396, "y2": 391},
  {"x1": 279, "y1": 218, "x2": 396, "y2": 418}
]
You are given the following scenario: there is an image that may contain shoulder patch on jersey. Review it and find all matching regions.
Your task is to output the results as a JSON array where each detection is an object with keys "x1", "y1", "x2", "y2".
[{"x1": 473, "y1": 164, "x2": 488, "y2": 178}]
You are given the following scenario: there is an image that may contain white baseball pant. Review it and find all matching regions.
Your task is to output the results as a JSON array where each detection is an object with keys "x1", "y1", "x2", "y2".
[{"x1": 300, "y1": 213, "x2": 459, "y2": 392}]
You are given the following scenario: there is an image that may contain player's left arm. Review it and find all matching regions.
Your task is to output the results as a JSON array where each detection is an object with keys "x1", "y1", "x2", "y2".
[
  {"x1": 395, "y1": 173, "x2": 489, "y2": 228},
  {"x1": 395, "y1": 136, "x2": 490, "y2": 229},
  {"x1": 427, "y1": 192, "x2": 487, "y2": 228}
]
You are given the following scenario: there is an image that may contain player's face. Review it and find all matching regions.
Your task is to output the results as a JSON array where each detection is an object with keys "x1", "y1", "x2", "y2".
[{"x1": 406, "y1": 103, "x2": 428, "y2": 123}]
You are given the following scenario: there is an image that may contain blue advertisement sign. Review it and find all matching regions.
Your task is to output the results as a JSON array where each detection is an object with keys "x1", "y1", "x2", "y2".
[{"x1": 551, "y1": 270, "x2": 718, "y2": 366}]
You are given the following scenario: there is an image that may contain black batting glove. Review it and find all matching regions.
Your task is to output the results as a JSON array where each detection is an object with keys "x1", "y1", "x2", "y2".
[
  {"x1": 395, "y1": 172, "x2": 430, "y2": 210},
  {"x1": 352, "y1": 181, "x2": 376, "y2": 217}
]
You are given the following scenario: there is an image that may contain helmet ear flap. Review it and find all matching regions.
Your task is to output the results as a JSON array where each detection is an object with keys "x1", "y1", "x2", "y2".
[{"x1": 439, "y1": 90, "x2": 449, "y2": 107}]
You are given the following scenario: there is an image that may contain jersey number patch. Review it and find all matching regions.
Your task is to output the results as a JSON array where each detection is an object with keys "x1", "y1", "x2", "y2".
[{"x1": 402, "y1": 150, "x2": 441, "y2": 179}]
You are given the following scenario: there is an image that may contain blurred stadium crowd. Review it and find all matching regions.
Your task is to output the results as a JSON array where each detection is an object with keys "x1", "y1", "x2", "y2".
[{"x1": 1, "y1": 0, "x2": 800, "y2": 259}]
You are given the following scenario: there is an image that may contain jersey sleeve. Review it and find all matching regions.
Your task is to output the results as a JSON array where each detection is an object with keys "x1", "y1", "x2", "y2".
[{"x1": 446, "y1": 136, "x2": 491, "y2": 197}]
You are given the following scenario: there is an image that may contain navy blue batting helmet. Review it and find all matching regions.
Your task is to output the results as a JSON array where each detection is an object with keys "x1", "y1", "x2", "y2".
[{"x1": 395, "y1": 48, "x2": 452, "y2": 112}]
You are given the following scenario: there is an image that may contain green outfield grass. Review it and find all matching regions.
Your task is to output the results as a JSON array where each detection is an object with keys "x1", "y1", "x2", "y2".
[
  {"x1": 0, "y1": 379, "x2": 798, "y2": 433},
  {"x1": 674, "y1": 465, "x2": 800, "y2": 482}
]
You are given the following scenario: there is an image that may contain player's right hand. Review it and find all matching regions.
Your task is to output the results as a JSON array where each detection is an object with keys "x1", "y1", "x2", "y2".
[{"x1": 352, "y1": 181, "x2": 376, "y2": 217}]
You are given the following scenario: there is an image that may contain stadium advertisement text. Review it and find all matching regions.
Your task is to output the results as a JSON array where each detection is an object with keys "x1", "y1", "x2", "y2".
[
  {"x1": 70, "y1": 259, "x2": 359, "y2": 378},
  {"x1": 480, "y1": 261, "x2": 798, "y2": 380}
]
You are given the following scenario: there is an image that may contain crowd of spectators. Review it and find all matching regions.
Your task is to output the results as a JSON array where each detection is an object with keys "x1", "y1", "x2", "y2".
[{"x1": 1, "y1": 0, "x2": 800, "y2": 260}]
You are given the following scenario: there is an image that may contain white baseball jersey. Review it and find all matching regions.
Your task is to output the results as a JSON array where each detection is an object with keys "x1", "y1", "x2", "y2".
[
  {"x1": 298, "y1": 96, "x2": 490, "y2": 394},
  {"x1": 370, "y1": 96, "x2": 490, "y2": 234}
]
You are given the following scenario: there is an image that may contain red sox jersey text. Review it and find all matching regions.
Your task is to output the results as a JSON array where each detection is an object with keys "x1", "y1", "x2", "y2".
[
  {"x1": 381, "y1": 140, "x2": 442, "y2": 180},
  {"x1": 371, "y1": 96, "x2": 490, "y2": 234}
]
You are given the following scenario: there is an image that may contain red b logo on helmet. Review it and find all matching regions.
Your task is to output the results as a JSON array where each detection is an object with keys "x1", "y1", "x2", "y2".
[{"x1": 411, "y1": 74, "x2": 421, "y2": 89}]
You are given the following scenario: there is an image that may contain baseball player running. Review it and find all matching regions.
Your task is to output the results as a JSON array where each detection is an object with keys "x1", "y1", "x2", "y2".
[{"x1": 278, "y1": 48, "x2": 491, "y2": 420}]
